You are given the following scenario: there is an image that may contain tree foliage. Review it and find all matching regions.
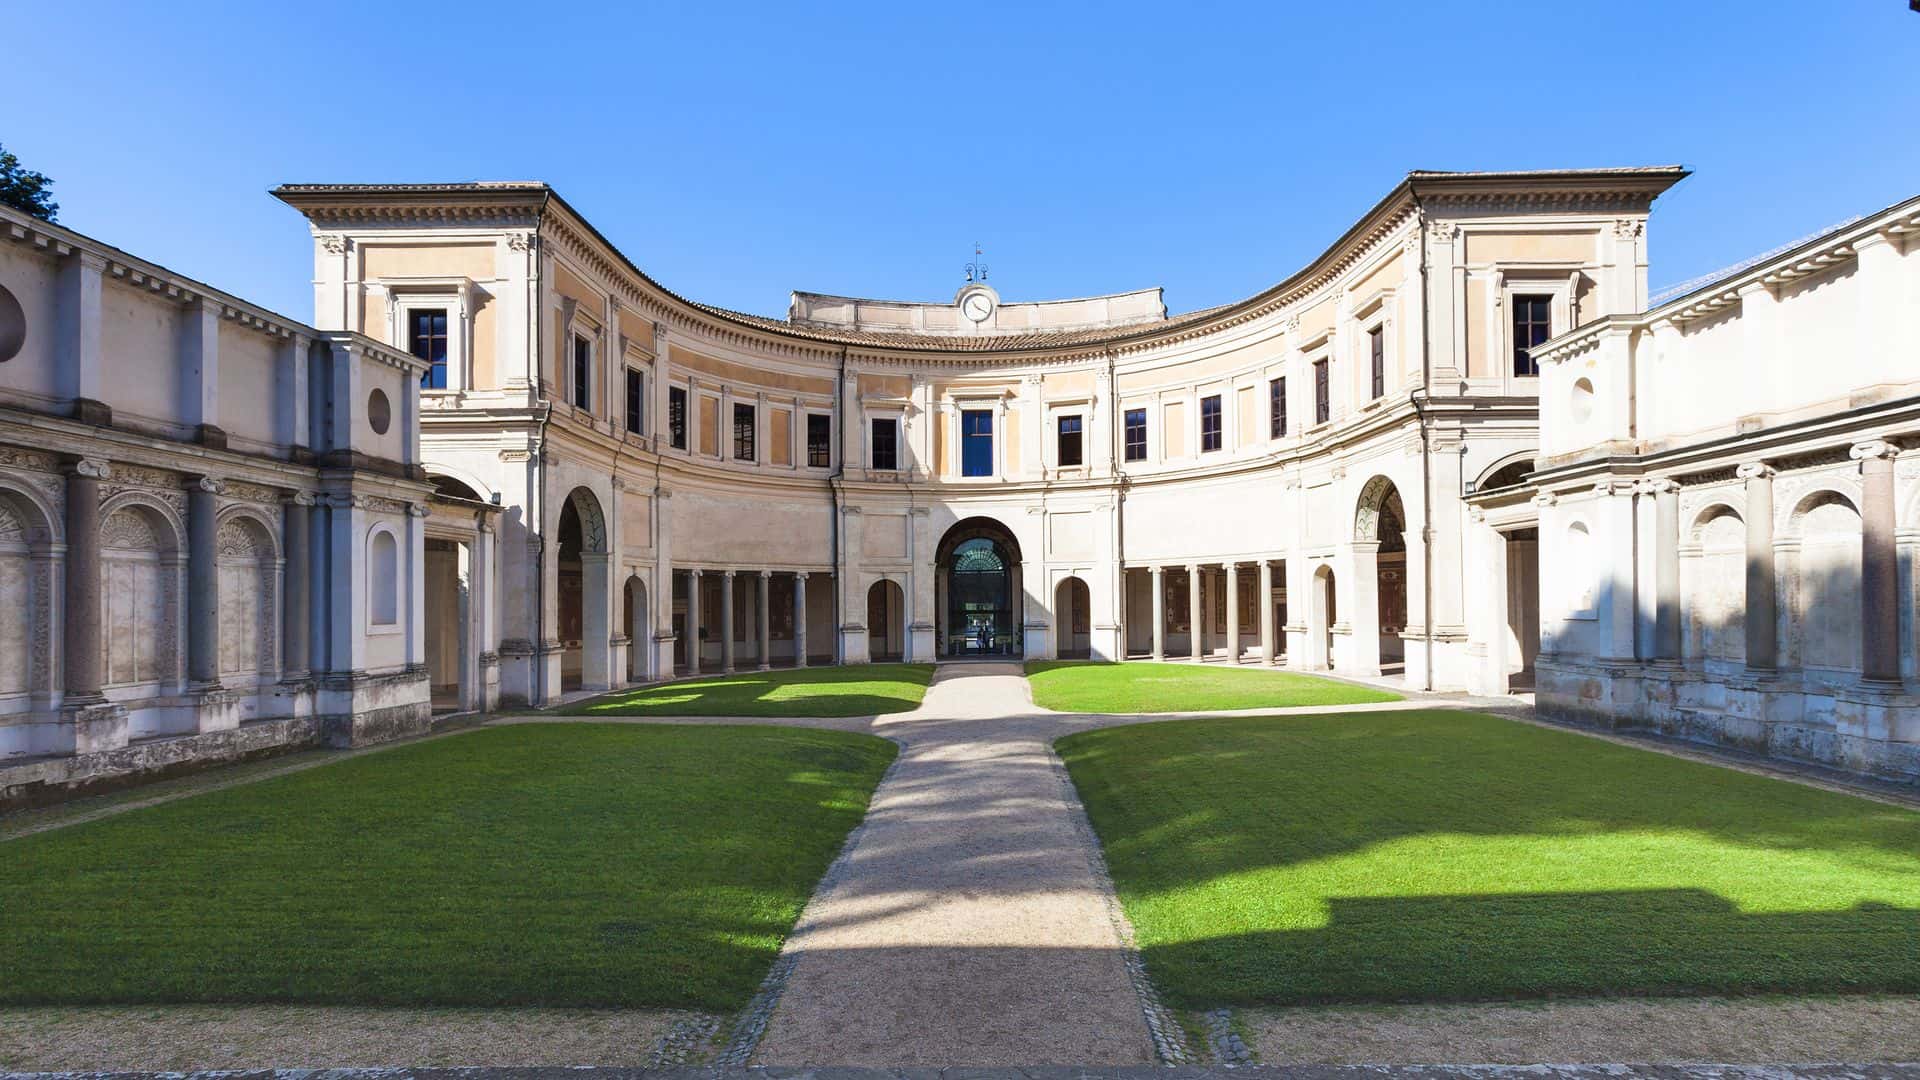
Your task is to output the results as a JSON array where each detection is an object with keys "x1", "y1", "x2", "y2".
[{"x1": 0, "y1": 144, "x2": 57, "y2": 222}]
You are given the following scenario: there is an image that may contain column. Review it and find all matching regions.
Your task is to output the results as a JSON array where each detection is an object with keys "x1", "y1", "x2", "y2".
[
  {"x1": 1188, "y1": 564, "x2": 1204, "y2": 662},
  {"x1": 1647, "y1": 479, "x2": 1680, "y2": 661},
  {"x1": 1225, "y1": 563, "x2": 1241, "y2": 663},
  {"x1": 794, "y1": 573, "x2": 810, "y2": 668},
  {"x1": 720, "y1": 570, "x2": 736, "y2": 673},
  {"x1": 1150, "y1": 565, "x2": 1165, "y2": 661},
  {"x1": 187, "y1": 476, "x2": 222, "y2": 687},
  {"x1": 757, "y1": 570, "x2": 772, "y2": 671},
  {"x1": 1853, "y1": 441, "x2": 1900, "y2": 683},
  {"x1": 62, "y1": 458, "x2": 108, "y2": 704},
  {"x1": 687, "y1": 569, "x2": 704, "y2": 675},
  {"x1": 1259, "y1": 559, "x2": 1275, "y2": 664},
  {"x1": 1737, "y1": 462, "x2": 1777, "y2": 671},
  {"x1": 282, "y1": 493, "x2": 312, "y2": 679}
]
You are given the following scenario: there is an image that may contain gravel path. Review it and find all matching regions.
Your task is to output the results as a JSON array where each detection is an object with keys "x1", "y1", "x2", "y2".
[
  {"x1": 0, "y1": 1006, "x2": 695, "y2": 1070},
  {"x1": 746, "y1": 663, "x2": 1163, "y2": 1066}
]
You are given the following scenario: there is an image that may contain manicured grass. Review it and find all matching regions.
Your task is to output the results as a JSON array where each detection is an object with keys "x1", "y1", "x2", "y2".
[
  {"x1": 1058, "y1": 710, "x2": 1920, "y2": 1009},
  {"x1": 573, "y1": 663, "x2": 935, "y2": 717},
  {"x1": 0, "y1": 723, "x2": 895, "y2": 1010},
  {"x1": 1025, "y1": 660, "x2": 1399, "y2": 713}
]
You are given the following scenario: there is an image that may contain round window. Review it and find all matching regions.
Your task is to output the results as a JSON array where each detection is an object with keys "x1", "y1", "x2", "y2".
[
  {"x1": 1569, "y1": 377, "x2": 1595, "y2": 423},
  {"x1": 0, "y1": 284, "x2": 25, "y2": 363},
  {"x1": 368, "y1": 388, "x2": 392, "y2": 435}
]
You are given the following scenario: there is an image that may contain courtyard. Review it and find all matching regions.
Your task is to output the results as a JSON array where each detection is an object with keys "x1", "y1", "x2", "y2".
[{"x1": 5, "y1": 662, "x2": 1918, "y2": 1070}]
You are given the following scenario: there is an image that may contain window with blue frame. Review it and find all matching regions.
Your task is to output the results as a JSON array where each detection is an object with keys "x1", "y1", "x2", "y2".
[
  {"x1": 961, "y1": 409, "x2": 993, "y2": 477},
  {"x1": 410, "y1": 308, "x2": 448, "y2": 389}
]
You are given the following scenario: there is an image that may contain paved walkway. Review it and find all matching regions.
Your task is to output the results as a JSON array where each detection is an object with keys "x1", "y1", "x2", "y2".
[{"x1": 747, "y1": 664, "x2": 1164, "y2": 1066}]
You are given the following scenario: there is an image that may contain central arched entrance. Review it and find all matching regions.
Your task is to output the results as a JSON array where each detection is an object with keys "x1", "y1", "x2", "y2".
[{"x1": 937, "y1": 517, "x2": 1024, "y2": 658}]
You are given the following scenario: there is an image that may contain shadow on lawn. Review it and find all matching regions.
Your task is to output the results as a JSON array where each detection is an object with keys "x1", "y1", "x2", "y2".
[
  {"x1": 1061, "y1": 711, "x2": 1920, "y2": 875},
  {"x1": 1145, "y1": 886, "x2": 1920, "y2": 1008},
  {"x1": 569, "y1": 665, "x2": 933, "y2": 717}
]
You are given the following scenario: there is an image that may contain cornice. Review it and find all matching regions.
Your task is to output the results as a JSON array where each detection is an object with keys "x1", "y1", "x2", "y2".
[{"x1": 275, "y1": 169, "x2": 1686, "y2": 368}]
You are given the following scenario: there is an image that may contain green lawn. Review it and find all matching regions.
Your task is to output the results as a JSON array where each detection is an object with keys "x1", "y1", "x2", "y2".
[
  {"x1": 0, "y1": 723, "x2": 895, "y2": 1010},
  {"x1": 1026, "y1": 660, "x2": 1399, "y2": 713},
  {"x1": 1058, "y1": 710, "x2": 1920, "y2": 1009},
  {"x1": 572, "y1": 663, "x2": 934, "y2": 717}
]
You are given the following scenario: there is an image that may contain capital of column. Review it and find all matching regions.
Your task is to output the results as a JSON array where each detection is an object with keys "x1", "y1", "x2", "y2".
[
  {"x1": 1150, "y1": 565, "x2": 1165, "y2": 578},
  {"x1": 689, "y1": 568, "x2": 704, "y2": 579},
  {"x1": 285, "y1": 491, "x2": 317, "y2": 507},
  {"x1": 1593, "y1": 480, "x2": 1636, "y2": 497},
  {"x1": 722, "y1": 569, "x2": 736, "y2": 580},
  {"x1": 407, "y1": 503, "x2": 431, "y2": 518},
  {"x1": 192, "y1": 475, "x2": 225, "y2": 495},
  {"x1": 1736, "y1": 462, "x2": 1775, "y2": 481},
  {"x1": 1636, "y1": 478, "x2": 1679, "y2": 496},
  {"x1": 67, "y1": 457, "x2": 111, "y2": 480},
  {"x1": 759, "y1": 569, "x2": 772, "y2": 579},
  {"x1": 1850, "y1": 440, "x2": 1897, "y2": 463}
]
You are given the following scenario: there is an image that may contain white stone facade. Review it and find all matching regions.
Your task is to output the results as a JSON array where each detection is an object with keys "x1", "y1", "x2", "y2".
[
  {"x1": 274, "y1": 168, "x2": 1682, "y2": 709},
  {"x1": 1530, "y1": 194, "x2": 1920, "y2": 781},
  {"x1": 0, "y1": 205, "x2": 470, "y2": 806}
]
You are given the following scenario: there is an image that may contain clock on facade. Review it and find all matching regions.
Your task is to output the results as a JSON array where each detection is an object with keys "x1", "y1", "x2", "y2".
[{"x1": 957, "y1": 285, "x2": 997, "y2": 324}]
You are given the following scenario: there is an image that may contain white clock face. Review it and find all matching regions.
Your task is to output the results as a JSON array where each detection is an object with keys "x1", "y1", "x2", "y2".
[{"x1": 961, "y1": 291, "x2": 994, "y2": 323}]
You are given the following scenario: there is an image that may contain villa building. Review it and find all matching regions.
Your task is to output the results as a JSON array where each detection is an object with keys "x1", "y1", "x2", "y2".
[
  {"x1": 0, "y1": 204, "x2": 475, "y2": 807},
  {"x1": 9, "y1": 163, "x2": 1914, "y2": 802},
  {"x1": 273, "y1": 168, "x2": 1683, "y2": 709},
  {"x1": 1529, "y1": 195, "x2": 1920, "y2": 781}
]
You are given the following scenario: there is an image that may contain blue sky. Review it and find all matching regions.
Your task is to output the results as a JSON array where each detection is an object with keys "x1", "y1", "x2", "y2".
[{"x1": 6, "y1": 2, "x2": 1918, "y2": 322}]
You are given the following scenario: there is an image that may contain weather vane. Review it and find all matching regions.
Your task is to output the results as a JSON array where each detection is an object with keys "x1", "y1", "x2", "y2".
[{"x1": 964, "y1": 242, "x2": 988, "y2": 283}]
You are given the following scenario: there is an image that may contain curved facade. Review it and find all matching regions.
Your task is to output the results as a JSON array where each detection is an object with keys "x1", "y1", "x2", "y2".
[{"x1": 274, "y1": 168, "x2": 1687, "y2": 707}]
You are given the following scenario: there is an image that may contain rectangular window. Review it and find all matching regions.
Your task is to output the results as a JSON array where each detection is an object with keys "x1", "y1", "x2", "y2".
[
  {"x1": 806, "y1": 413, "x2": 831, "y2": 468},
  {"x1": 1314, "y1": 359, "x2": 1330, "y2": 424},
  {"x1": 733, "y1": 402, "x2": 756, "y2": 461},
  {"x1": 410, "y1": 308, "x2": 449, "y2": 390},
  {"x1": 1269, "y1": 377, "x2": 1286, "y2": 438},
  {"x1": 1056, "y1": 414, "x2": 1083, "y2": 467},
  {"x1": 669, "y1": 386, "x2": 688, "y2": 449},
  {"x1": 871, "y1": 417, "x2": 898, "y2": 471},
  {"x1": 1369, "y1": 326, "x2": 1385, "y2": 399},
  {"x1": 1123, "y1": 408, "x2": 1147, "y2": 462},
  {"x1": 1513, "y1": 294, "x2": 1552, "y2": 376},
  {"x1": 1200, "y1": 394, "x2": 1222, "y2": 452},
  {"x1": 571, "y1": 334, "x2": 592, "y2": 410},
  {"x1": 624, "y1": 368, "x2": 643, "y2": 434},
  {"x1": 961, "y1": 409, "x2": 994, "y2": 477}
]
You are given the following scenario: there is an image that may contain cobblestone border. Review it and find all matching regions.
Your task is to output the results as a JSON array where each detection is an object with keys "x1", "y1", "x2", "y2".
[
  {"x1": 714, "y1": 740, "x2": 910, "y2": 1066},
  {"x1": 1202, "y1": 1008, "x2": 1254, "y2": 1065},
  {"x1": 645, "y1": 1012, "x2": 722, "y2": 1067},
  {"x1": 1046, "y1": 741, "x2": 1196, "y2": 1066}
]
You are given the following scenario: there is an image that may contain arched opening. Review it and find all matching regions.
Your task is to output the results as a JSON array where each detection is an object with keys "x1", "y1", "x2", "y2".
[
  {"x1": 1355, "y1": 476, "x2": 1408, "y2": 671},
  {"x1": 1312, "y1": 563, "x2": 1337, "y2": 670},
  {"x1": 1054, "y1": 576, "x2": 1091, "y2": 659},
  {"x1": 101, "y1": 500, "x2": 185, "y2": 737},
  {"x1": 0, "y1": 486, "x2": 56, "y2": 736},
  {"x1": 557, "y1": 487, "x2": 609, "y2": 692},
  {"x1": 1475, "y1": 457, "x2": 1536, "y2": 493},
  {"x1": 624, "y1": 574, "x2": 650, "y2": 683},
  {"x1": 1786, "y1": 490, "x2": 1861, "y2": 673},
  {"x1": 1684, "y1": 505, "x2": 1746, "y2": 666},
  {"x1": 936, "y1": 517, "x2": 1024, "y2": 658},
  {"x1": 866, "y1": 579, "x2": 906, "y2": 662},
  {"x1": 215, "y1": 514, "x2": 278, "y2": 687},
  {"x1": 369, "y1": 529, "x2": 399, "y2": 625}
]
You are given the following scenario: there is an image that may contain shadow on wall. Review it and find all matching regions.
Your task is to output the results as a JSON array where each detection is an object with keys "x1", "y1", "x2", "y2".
[
  {"x1": 1550, "y1": 488, "x2": 1888, "y2": 688},
  {"x1": 1144, "y1": 887, "x2": 1920, "y2": 1007}
]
